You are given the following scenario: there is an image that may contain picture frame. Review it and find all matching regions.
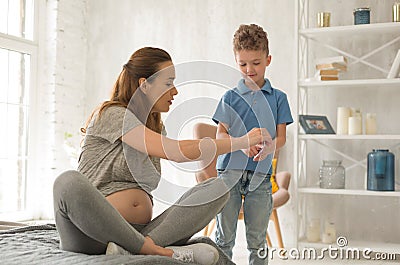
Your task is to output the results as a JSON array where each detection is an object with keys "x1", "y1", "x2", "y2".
[{"x1": 299, "y1": 115, "x2": 335, "y2": 134}]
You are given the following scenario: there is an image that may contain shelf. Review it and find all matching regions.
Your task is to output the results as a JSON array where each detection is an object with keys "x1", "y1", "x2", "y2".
[
  {"x1": 298, "y1": 238, "x2": 400, "y2": 255},
  {"x1": 298, "y1": 78, "x2": 400, "y2": 88},
  {"x1": 296, "y1": 1, "x2": 400, "y2": 253},
  {"x1": 299, "y1": 22, "x2": 400, "y2": 39},
  {"x1": 298, "y1": 135, "x2": 400, "y2": 140},
  {"x1": 298, "y1": 187, "x2": 400, "y2": 197}
]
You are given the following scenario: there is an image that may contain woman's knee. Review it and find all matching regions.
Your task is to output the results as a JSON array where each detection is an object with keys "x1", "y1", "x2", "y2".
[
  {"x1": 53, "y1": 170, "x2": 89, "y2": 200},
  {"x1": 178, "y1": 177, "x2": 230, "y2": 208},
  {"x1": 210, "y1": 178, "x2": 230, "y2": 206}
]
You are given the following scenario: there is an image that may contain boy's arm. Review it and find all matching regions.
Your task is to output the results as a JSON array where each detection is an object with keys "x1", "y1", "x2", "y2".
[
  {"x1": 216, "y1": 122, "x2": 230, "y2": 139},
  {"x1": 275, "y1": 123, "x2": 287, "y2": 151}
]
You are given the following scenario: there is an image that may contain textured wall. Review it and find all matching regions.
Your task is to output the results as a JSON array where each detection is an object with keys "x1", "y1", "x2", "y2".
[{"x1": 30, "y1": 0, "x2": 88, "y2": 218}]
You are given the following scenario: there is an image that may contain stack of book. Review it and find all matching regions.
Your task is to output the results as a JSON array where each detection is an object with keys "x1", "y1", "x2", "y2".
[
  {"x1": 314, "y1": 69, "x2": 340, "y2": 81},
  {"x1": 314, "y1": 56, "x2": 348, "y2": 81}
]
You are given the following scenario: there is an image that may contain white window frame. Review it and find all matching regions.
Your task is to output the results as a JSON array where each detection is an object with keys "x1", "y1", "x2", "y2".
[{"x1": 0, "y1": 0, "x2": 40, "y2": 221}]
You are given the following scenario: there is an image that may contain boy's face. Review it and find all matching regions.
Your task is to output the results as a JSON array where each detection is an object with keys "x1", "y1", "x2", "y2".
[{"x1": 235, "y1": 49, "x2": 271, "y2": 88}]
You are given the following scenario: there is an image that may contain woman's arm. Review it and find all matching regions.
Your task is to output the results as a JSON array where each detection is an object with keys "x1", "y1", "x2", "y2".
[
  {"x1": 216, "y1": 122, "x2": 260, "y2": 158},
  {"x1": 122, "y1": 124, "x2": 269, "y2": 163}
]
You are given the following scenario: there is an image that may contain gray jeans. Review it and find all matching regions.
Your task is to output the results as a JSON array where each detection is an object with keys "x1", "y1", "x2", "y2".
[{"x1": 53, "y1": 170, "x2": 229, "y2": 255}]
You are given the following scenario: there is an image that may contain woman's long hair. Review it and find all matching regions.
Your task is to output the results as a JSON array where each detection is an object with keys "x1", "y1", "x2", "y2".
[{"x1": 81, "y1": 47, "x2": 172, "y2": 134}]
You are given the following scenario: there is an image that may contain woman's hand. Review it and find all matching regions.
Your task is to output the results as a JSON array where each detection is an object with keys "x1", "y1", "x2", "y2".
[
  {"x1": 241, "y1": 128, "x2": 272, "y2": 147},
  {"x1": 240, "y1": 128, "x2": 274, "y2": 161}
]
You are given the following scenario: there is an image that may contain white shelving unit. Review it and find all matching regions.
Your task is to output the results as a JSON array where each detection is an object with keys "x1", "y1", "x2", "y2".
[
  {"x1": 299, "y1": 78, "x2": 400, "y2": 88},
  {"x1": 299, "y1": 187, "x2": 400, "y2": 197},
  {"x1": 295, "y1": 0, "x2": 400, "y2": 255},
  {"x1": 299, "y1": 135, "x2": 400, "y2": 140},
  {"x1": 299, "y1": 22, "x2": 400, "y2": 36}
]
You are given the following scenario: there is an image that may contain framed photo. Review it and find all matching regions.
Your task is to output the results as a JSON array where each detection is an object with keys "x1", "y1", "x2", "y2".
[{"x1": 299, "y1": 115, "x2": 335, "y2": 134}]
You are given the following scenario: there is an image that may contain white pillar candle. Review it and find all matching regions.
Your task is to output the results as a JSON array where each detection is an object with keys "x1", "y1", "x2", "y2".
[
  {"x1": 324, "y1": 221, "x2": 336, "y2": 238},
  {"x1": 306, "y1": 219, "x2": 320, "y2": 242},
  {"x1": 337, "y1": 107, "x2": 350, "y2": 135},
  {"x1": 350, "y1": 108, "x2": 362, "y2": 117},
  {"x1": 307, "y1": 227, "x2": 320, "y2": 242},
  {"x1": 348, "y1": 116, "x2": 362, "y2": 135},
  {"x1": 322, "y1": 232, "x2": 335, "y2": 244},
  {"x1": 321, "y1": 221, "x2": 336, "y2": 243},
  {"x1": 365, "y1": 113, "x2": 377, "y2": 135}
]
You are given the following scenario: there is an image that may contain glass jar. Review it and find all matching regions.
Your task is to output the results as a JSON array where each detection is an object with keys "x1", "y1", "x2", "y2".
[
  {"x1": 319, "y1": 160, "x2": 345, "y2": 189},
  {"x1": 367, "y1": 149, "x2": 395, "y2": 191}
]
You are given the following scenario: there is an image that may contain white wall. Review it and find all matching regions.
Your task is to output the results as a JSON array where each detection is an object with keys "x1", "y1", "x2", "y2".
[
  {"x1": 36, "y1": 0, "x2": 400, "y2": 250},
  {"x1": 31, "y1": 0, "x2": 88, "y2": 218}
]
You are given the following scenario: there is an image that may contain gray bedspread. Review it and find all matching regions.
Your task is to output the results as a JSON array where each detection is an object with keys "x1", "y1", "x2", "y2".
[{"x1": 0, "y1": 225, "x2": 235, "y2": 265}]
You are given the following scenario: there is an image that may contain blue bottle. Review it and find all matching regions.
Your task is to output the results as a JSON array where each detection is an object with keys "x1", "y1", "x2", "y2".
[{"x1": 367, "y1": 149, "x2": 395, "y2": 191}]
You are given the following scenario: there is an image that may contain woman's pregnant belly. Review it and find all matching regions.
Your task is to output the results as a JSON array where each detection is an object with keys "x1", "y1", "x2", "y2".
[{"x1": 106, "y1": 188, "x2": 153, "y2": 224}]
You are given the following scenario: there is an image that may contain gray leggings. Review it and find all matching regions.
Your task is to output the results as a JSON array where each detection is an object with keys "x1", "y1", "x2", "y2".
[{"x1": 53, "y1": 170, "x2": 229, "y2": 255}]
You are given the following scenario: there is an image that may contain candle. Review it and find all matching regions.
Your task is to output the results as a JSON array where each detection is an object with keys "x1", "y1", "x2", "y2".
[
  {"x1": 348, "y1": 116, "x2": 362, "y2": 135},
  {"x1": 337, "y1": 107, "x2": 350, "y2": 135},
  {"x1": 322, "y1": 232, "x2": 335, "y2": 244},
  {"x1": 365, "y1": 113, "x2": 377, "y2": 135},
  {"x1": 350, "y1": 108, "x2": 359, "y2": 117},
  {"x1": 317, "y1": 12, "x2": 331, "y2": 27},
  {"x1": 322, "y1": 221, "x2": 336, "y2": 243},
  {"x1": 306, "y1": 219, "x2": 320, "y2": 242},
  {"x1": 393, "y1": 3, "x2": 400, "y2": 22},
  {"x1": 307, "y1": 228, "x2": 320, "y2": 242},
  {"x1": 325, "y1": 221, "x2": 336, "y2": 238}
]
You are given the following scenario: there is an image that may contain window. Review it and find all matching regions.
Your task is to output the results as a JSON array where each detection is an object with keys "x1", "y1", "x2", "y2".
[
  {"x1": 0, "y1": 0, "x2": 34, "y2": 39},
  {"x1": 0, "y1": 0, "x2": 36, "y2": 219}
]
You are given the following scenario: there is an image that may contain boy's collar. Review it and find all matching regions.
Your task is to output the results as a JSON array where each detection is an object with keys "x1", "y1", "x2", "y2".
[{"x1": 237, "y1": 78, "x2": 272, "y2": 94}]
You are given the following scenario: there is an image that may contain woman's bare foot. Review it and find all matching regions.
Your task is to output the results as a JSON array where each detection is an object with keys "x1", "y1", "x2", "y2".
[
  {"x1": 139, "y1": 236, "x2": 173, "y2": 257},
  {"x1": 111, "y1": 237, "x2": 219, "y2": 265}
]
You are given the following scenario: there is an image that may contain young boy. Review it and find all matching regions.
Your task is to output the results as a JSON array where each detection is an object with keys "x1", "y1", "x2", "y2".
[{"x1": 212, "y1": 24, "x2": 293, "y2": 265}]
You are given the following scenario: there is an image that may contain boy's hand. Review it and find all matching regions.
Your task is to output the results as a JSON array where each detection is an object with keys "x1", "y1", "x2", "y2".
[
  {"x1": 241, "y1": 130, "x2": 275, "y2": 161},
  {"x1": 241, "y1": 145, "x2": 262, "y2": 157},
  {"x1": 253, "y1": 138, "x2": 275, "y2": 161}
]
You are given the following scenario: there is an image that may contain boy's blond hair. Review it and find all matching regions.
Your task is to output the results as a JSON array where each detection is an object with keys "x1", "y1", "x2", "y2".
[{"x1": 233, "y1": 24, "x2": 269, "y2": 55}]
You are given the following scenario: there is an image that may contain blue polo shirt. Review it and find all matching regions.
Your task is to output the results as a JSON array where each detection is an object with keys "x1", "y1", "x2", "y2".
[{"x1": 213, "y1": 78, "x2": 293, "y2": 174}]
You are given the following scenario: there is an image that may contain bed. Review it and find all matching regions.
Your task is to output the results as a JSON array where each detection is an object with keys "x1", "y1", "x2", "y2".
[{"x1": 0, "y1": 224, "x2": 235, "y2": 264}]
